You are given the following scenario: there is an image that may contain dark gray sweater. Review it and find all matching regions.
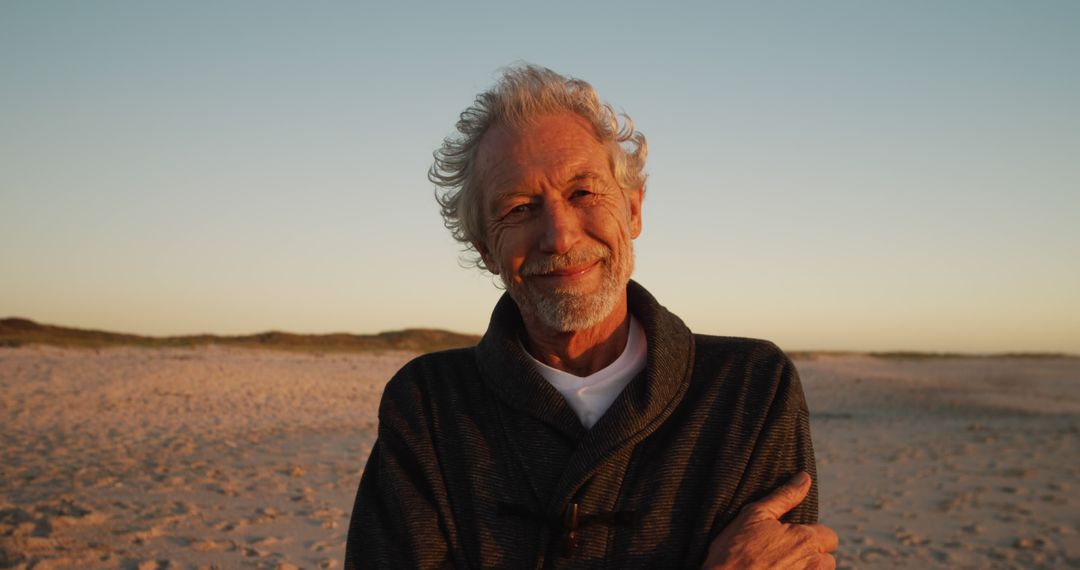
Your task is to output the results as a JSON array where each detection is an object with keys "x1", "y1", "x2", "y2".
[{"x1": 345, "y1": 281, "x2": 817, "y2": 569}]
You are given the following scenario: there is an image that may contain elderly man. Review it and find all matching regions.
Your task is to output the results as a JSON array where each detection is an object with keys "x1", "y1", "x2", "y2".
[{"x1": 345, "y1": 65, "x2": 837, "y2": 569}]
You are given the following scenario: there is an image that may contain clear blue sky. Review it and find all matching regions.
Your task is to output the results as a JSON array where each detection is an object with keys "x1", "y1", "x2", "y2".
[{"x1": 2, "y1": 1, "x2": 1078, "y2": 353}]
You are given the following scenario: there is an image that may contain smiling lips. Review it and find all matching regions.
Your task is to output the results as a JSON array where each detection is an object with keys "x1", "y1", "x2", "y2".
[
  {"x1": 521, "y1": 253, "x2": 605, "y2": 287},
  {"x1": 539, "y1": 259, "x2": 599, "y2": 278}
]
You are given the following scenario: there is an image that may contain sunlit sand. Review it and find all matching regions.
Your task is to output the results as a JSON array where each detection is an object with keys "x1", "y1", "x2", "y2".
[{"x1": 1, "y1": 346, "x2": 1077, "y2": 568}]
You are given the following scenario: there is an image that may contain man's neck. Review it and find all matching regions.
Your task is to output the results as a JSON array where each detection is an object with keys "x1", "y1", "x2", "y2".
[{"x1": 519, "y1": 297, "x2": 631, "y2": 377}]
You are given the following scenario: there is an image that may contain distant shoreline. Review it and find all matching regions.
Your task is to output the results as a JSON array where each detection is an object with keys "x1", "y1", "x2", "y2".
[{"x1": 3, "y1": 317, "x2": 1075, "y2": 359}]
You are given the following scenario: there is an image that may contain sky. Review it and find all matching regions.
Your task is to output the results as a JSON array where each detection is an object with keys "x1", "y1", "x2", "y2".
[{"x1": 2, "y1": 1, "x2": 1078, "y2": 354}]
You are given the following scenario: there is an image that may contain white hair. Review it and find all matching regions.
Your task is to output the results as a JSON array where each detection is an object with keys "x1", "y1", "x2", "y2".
[{"x1": 429, "y1": 63, "x2": 648, "y2": 271}]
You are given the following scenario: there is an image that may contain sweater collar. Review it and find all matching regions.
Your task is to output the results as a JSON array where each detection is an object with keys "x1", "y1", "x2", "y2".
[{"x1": 475, "y1": 280, "x2": 695, "y2": 445}]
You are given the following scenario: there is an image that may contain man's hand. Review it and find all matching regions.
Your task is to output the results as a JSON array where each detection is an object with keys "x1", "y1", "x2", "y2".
[{"x1": 702, "y1": 472, "x2": 838, "y2": 569}]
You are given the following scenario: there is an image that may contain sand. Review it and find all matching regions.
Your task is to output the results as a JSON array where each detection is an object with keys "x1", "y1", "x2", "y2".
[
  {"x1": 1, "y1": 346, "x2": 1077, "y2": 569},
  {"x1": 803, "y1": 355, "x2": 1079, "y2": 568}
]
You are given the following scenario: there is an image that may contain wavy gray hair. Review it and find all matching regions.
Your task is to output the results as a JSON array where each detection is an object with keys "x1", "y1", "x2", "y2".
[{"x1": 429, "y1": 64, "x2": 648, "y2": 272}]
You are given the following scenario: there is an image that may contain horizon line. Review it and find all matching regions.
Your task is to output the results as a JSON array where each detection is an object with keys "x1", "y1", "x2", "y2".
[{"x1": 2, "y1": 316, "x2": 1076, "y2": 359}]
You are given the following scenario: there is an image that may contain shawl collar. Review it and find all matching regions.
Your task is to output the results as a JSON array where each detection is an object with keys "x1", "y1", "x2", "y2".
[
  {"x1": 475, "y1": 287, "x2": 585, "y2": 440},
  {"x1": 475, "y1": 280, "x2": 696, "y2": 504}
]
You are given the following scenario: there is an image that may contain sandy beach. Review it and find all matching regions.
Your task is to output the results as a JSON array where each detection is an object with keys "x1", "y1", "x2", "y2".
[
  {"x1": 802, "y1": 355, "x2": 1078, "y2": 568},
  {"x1": 1, "y1": 346, "x2": 1077, "y2": 569}
]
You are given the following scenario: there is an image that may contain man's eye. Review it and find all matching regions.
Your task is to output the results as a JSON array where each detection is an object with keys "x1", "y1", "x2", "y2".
[
  {"x1": 505, "y1": 204, "x2": 532, "y2": 217},
  {"x1": 570, "y1": 189, "x2": 592, "y2": 199}
]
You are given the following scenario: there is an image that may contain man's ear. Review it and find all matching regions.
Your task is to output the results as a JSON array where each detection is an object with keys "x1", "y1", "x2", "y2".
[
  {"x1": 474, "y1": 241, "x2": 499, "y2": 274},
  {"x1": 627, "y1": 186, "x2": 644, "y2": 239}
]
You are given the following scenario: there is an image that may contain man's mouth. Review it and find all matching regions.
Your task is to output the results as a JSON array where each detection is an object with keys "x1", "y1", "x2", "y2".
[
  {"x1": 539, "y1": 259, "x2": 600, "y2": 278},
  {"x1": 521, "y1": 246, "x2": 610, "y2": 279}
]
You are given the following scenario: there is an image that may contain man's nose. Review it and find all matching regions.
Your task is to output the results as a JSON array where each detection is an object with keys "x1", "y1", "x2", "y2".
[{"x1": 538, "y1": 201, "x2": 581, "y2": 254}]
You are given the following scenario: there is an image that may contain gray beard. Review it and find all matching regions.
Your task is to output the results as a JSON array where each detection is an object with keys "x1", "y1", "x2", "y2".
[
  {"x1": 522, "y1": 272, "x2": 622, "y2": 332},
  {"x1": 504, "y1": 247, "x2": 634, "y2": 332}
]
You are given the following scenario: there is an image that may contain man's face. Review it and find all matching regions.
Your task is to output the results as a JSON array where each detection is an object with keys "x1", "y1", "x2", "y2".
[{"x1": 473, "y1": 112, "x2": 643, "y2": 332}]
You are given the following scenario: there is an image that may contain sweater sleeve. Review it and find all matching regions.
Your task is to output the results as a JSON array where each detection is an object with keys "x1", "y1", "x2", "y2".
[
  {"x1": 777, "y1": 360, "x2": 816, "y2": 524},
  {"x1": 709, "y1": 350, "x2": 819, "y2": 537},
  {"x1": 344, "y1": 374, "x2": 454, "y2": 569},
  {"x1": 750, "y1": 354, "x2": 819, "y2": 524},
  {"x1": 782, "y1": 402, "x2": 818, "y2": 524}
]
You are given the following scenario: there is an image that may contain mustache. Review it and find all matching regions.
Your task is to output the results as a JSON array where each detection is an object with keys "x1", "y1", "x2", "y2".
[{"x1": 520, "y1": 246, "x2": 610, "y2": 276}]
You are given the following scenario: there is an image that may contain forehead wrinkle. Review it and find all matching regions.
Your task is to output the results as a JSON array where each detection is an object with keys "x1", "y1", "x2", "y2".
[
  {"x1": 568, "y1": 171, "x2": 605, "y2": 186},
  {"x1": 493, "y1": 167, "x2": 603, "y2": 202},
  {"x1": 474, "y1": 114, "x2": 613, "y2": 214},
  {"x1": 489, "y1": 166, "x2": 610, "y2": 211},
  {"x1": 478, "y1": 161, "x2": 533, "y2": 216}
]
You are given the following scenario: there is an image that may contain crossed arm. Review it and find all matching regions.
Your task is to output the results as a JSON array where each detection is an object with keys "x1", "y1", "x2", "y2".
[
  {"x1": 703, "y1": 472, "x2": 839, "y2": 570},
  {"x1": 346, "y1": 455, "x2": 838, "y2": 569},
  {"x1": 347, "y1": 356, "x2": 839, "y2": 568}
]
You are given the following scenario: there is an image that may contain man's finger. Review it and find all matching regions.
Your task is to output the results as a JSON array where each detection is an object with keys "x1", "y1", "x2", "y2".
[
  {"x1": 817, "y1": 553, "x2": 837, "y2": 570},
  {"x1": 747, "y1": 471, "x2": 812, "y2": 520},
  {"x1": 808, "y1": 523, "x2": 839, "y2": 553}
]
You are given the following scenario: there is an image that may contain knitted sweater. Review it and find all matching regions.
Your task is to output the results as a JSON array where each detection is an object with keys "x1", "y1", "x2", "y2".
[{"x1": 345, "y1": 281, "x2": 817, "y2": 569}]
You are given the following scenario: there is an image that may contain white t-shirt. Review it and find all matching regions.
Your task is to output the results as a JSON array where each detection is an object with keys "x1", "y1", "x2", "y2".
[{"x1": 524, "y1": 316, "x2": 648, "y2": 429}]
